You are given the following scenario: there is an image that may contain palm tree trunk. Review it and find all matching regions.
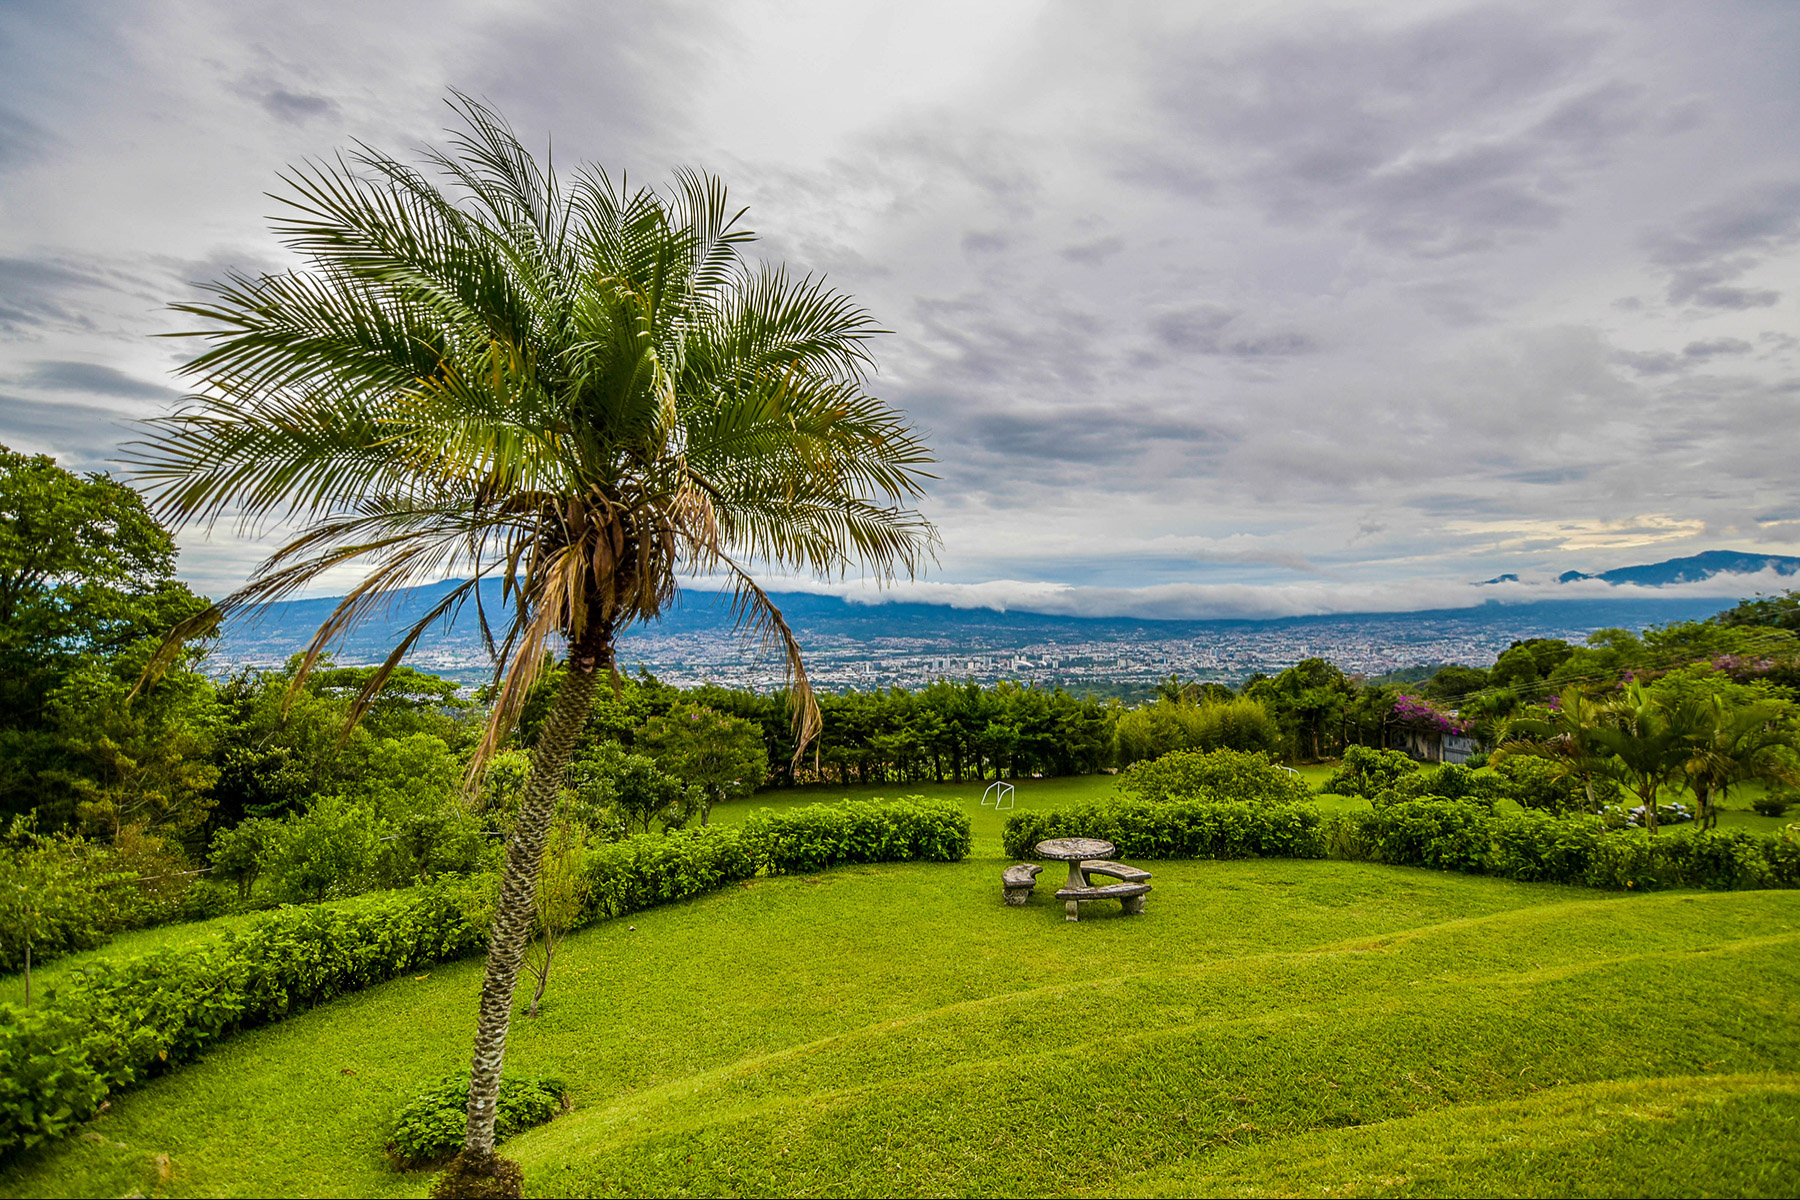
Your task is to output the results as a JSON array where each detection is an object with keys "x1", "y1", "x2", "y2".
[{"x1": 463, "y1": 622, "x2": 609, "y2": 1157}]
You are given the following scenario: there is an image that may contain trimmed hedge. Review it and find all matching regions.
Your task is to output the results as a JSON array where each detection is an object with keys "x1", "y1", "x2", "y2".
[
  {"x1": 0, "y1": 798, "x2": 969, "y2": 1158},
  {"x1": 1005, "y1": 795, "x2": 1800, "y2": 893},
  {"x1": 1002, "y1": 800, "x2": 1326, "y2": 861},
  {"x1": 1330, "y1": 799, "x2": 1800, "y2": 891}
]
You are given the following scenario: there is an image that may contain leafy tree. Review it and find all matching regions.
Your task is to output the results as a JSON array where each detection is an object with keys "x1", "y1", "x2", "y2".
[
  {"x1": 1422, "y1": 664, "x2": 1491, "y2": 703},
  {"x1": 207, "y1": 815, "x2": 282, "y2": 899},
  {"x1": 638, "y1": 703, "x2": 767, "y2": 824},
  {"x1": 564, "y1": 743, "x2": 692, "y2": 836},
  {"x1": 264, "y1": 798, "x2": 381, "y2": 902},
  {"x1": 1323, "y1": 744, "x2": 1419, "y2": 798},
  {"x1": 0, "y1": 448, "x2": 214, "y2": 825},
  {"x1": 1588, "y1": 681, "x2": 1707, "y2": 835},
  {"x1": 1245, "y1": 658, "x2": 1355, "y2": 760},
  {"x1": 1716, "y1": 589, "x2": 1800, "y2": 631},
  {"x1": 524, "y1": 821, "x2": 588, "y2": 1019},
  {"x1": 44, "y1": 647, "x2": 221, "y2": 843},
  {"x1": 126, "y1": 97, "x2": 933, "y2": 1182}
]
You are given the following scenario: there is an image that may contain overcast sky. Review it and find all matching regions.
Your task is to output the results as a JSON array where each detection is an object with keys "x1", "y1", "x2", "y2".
[{"x1": 2, "y1": 0, "x2": 1798, "y2": 618}]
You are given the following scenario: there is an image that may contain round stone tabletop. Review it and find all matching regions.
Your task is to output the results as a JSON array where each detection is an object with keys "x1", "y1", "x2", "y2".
[{"x1": 1035, "y1": 837, "x2": 1116, "y2": 862}]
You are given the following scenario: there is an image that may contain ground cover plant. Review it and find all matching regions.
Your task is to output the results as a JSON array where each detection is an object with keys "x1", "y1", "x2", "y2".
[{"x1": 1, "y1": 856, "x2": 1794, "y2": 1198}]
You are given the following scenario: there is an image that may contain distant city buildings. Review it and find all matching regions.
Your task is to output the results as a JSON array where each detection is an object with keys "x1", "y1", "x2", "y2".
[{"x1": 208, "y1": 603, "x2": 1680, "y2": 696}]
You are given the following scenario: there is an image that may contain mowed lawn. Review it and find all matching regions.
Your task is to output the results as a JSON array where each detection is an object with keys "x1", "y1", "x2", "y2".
[{"x1": 6, "y1": 855, "x2": 1797, "y2": 1199}]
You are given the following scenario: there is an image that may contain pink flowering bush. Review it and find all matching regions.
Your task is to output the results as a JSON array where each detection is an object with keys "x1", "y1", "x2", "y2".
[{"x1": 1391, "y1": 693, "x2": 1468, "y2": 734}]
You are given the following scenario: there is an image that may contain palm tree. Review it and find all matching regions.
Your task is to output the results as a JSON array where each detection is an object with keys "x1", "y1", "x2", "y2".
[
  {"x1": 1588, "y1": 681, "x2": 1706, "y2": 835},
  {"x1": 1680, "y1": 694, "x2": 1798, "y2": 829},
  {"x1": 1495, "y1": 687, "x2": 1612, "y2": 811},
  {"x1": 128, "y1": 96, "x2": 935, "y2": 1191}
]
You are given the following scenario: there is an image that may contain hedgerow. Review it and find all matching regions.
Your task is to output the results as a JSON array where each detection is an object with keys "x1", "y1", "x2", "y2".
[
  {"x1": 0, "y1": 798, "x2": 968, "y2": 1158},
  {"x1": 1002, "y1": 800, "x2": 1326, "y2": 861},
  {"x1": 1330, "y1": 799, "x2": 1800, "y2": 890},
  {"x1": 1008, "y1": 794, "x2": 1800, "y2": 893}
]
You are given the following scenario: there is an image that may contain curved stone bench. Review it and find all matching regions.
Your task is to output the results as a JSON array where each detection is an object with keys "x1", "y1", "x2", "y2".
[
  {"x1": 1002, "y1": 862, "x2": 1042, "y2": 906},
  {"x1": 1054, "y1": 882, "x2": 1151, "y2": 922},
  {"x1": 1080, "y1": 859, "x2": 1151, "y2": 885}
]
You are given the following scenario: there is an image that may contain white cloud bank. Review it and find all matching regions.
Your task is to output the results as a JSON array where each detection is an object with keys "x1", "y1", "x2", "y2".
[{"x1": 689, "y1": 566, "x2": 1795, "y2": 622}]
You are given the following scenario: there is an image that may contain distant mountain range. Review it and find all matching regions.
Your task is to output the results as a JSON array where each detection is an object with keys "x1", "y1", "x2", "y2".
[
  {"x1": 1548, "y1": 550, "x2": 1800, "y2": 587},
  {"x1": 204, "y1": 549, "x2": 1796, "y2": 685}
]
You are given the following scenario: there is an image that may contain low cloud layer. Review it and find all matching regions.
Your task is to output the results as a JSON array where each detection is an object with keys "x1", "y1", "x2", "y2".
[
  {"x1": 709, "y1": 567, "x2": 1798, "y2": 623},
  {"x1": 1, "y1": 0, "x2": 1797, "y2": 615}
]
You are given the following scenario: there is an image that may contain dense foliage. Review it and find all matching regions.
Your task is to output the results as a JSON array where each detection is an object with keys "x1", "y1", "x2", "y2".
[
  {"x1": 1118, "y1": 747, "x2": 1313, "y2": 806},
  {"x1": 1330, "y1": 799, "x2": 1800, "y2": 890},
  {"x1": 1002, "y1": 801, "x2": 1326, "y2": 860}
]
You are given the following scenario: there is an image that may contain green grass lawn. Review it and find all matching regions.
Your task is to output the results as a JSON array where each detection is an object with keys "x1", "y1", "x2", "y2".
[{"x1": 6, "y1": 855, "x2": 1796, "y2": 1199}]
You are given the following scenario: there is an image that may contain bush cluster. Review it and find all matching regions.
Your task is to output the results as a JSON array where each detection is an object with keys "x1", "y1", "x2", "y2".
[
  {"x1": 388, "y1": 1073, "x2": 567, "y2": 1169},
  {"x1": 1002, "y1": 800, "x2": 1326, "y2": 861},
  {"x1": 0, "y1": 883, "x2": 483, "y2": 1155},
  {"x1": 0, "y1": 825, "x2": 192, "y2": 973},
  {"x1": 1328, "y1": 799, "x2": 1800, "y2": 890},
  {"x1": 1113, "y1": 698, "x2": 1282, "y2": 765},
  {"x1": 1322, "y1": 744, "x2": 1420, "y2": 798},
  {"x1": 0, "y1": 798, "x2": 968, "y2": 1158},
  {"x1": 1117, "y1": 748, "x2": 1313, "y2": 807}
]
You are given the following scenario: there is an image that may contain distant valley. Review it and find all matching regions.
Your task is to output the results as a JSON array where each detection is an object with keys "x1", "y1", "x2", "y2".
[{"x1": 208, "y1": 548, "x2": 1786, "y2": 693}]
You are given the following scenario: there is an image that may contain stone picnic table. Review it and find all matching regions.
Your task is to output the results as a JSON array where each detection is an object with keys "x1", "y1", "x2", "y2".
[
  {"x1": 1034, "y1": 837, "x2": 1118, "y2": 890},
  {"x1": 1032, "y1": 837, "x2": 1153, "y2": 921}
]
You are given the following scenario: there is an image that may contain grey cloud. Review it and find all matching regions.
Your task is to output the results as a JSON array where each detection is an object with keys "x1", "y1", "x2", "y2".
[
  {"x1": 1059, "y1": 235, "x2": 1124, "y2": 265},
  {"x1": 1685, "y1": 286, "x2": 1779, "y2": 310},
  {"x1": 1144, "y1": 6, "x2": 1642, "y2": 258},
  {"x1": 0, "y1": 255, "x2": 112, "y2": 332},
  {"x1": 961, "y1": 231, "x2": 1009, "y2": 255},
  {"x1": 21, "y1": 360, "x2": 176, "y2": 399},
  {"x1": 1151, "y1": 306, "x2": 1314, "y2": 357},
  {"x1": 1646, "y1": 180, "x2": 1800, "y2": 307},
  {"x1": 0, "y1": 106, "x2": 48, "y2": 171},
  {"x1": 260, "y1": 89, "x2": 339, "y2": 124},
  {"x1": 1683, "y1": 338, "x2": 1753, "y2": 360},
  {"x1": 1613, "y1": 349, "x2": 1685, "y2": 375},
  {"x1": 1503, "y1": 466, "x2": 1592, "y2": 485},
  {"x1": 961, "y1": 405, "x2": 1228, "y2": 469},
  {"x1": 0, "y1": 392, "x2": 129, "y2": 460},
  {"x1": 1189, "y1": 548, "x2": 1321, "y2": 575}
]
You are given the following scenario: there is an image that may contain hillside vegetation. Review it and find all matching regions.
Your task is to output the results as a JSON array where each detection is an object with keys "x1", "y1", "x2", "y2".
[{"x1": 5, "y1": 858, "x2": 1795, "y2": 1198}]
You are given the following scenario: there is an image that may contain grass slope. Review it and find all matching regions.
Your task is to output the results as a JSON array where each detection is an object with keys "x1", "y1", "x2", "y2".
[{"x1": 5, "y1": 858, "x2": 1796, "y2": 1199}]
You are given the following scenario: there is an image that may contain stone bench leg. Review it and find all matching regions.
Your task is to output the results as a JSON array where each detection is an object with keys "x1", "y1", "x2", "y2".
[
  {"x1": 1003, "y1": 885, "x2": 1033, "y2": 907},
  {"x1": 1065, "y1": 899, "x2": 1081, "y2": 922},
  {"x1": 1122, "y1": 894, "x2": 1146, "y2": 916}
]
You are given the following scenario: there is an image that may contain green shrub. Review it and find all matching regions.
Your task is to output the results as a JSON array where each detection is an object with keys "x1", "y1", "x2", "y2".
[
  {"x1": 747, "y1": 798, "x2": 972, "y2": 873},
  {"x1": 1002, "y1": 800, "x2": 1326, "y2": 861},
  {"x1": 264, "y1": 798, "x2": 383, "y2": 903},
  {"x1": 1330, "y1": 799, "x2": 1495, "y2": 871},
  {"x1": 1375, "y1": 764, "x2": 1504, "y2": 809},
  {"x1": 0, "y1": 798, "x2": 968, "y2": 1159},
  {"x1": 1327, "y1": 804, "x2": 1800, "y2": 891},
  {"x1": 1751, "y1": 793, "x2": 1793, "y2": 818},
  {"x1": 0, "y1": 826, "x2": 142, "y2": 973},
  {"x1": 1491, "y1": 756, "x2": 1588, "y2": 814},
  {"x1": 1113, "y1": 699, "x2": 1281, "y2": 765},
  {"x1": 0, "y1": 883, "x2": 483, "y2": 1156},
  {"x1": 387, "y1": 1072, "x2": 567, "y2": 1168},
  {"x1": 1118, "y1": 748, "x2": 1312, "y2": 807},
  {"x1": 1323, "y1": 745, "x2": 1419, "y2": 798}
]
